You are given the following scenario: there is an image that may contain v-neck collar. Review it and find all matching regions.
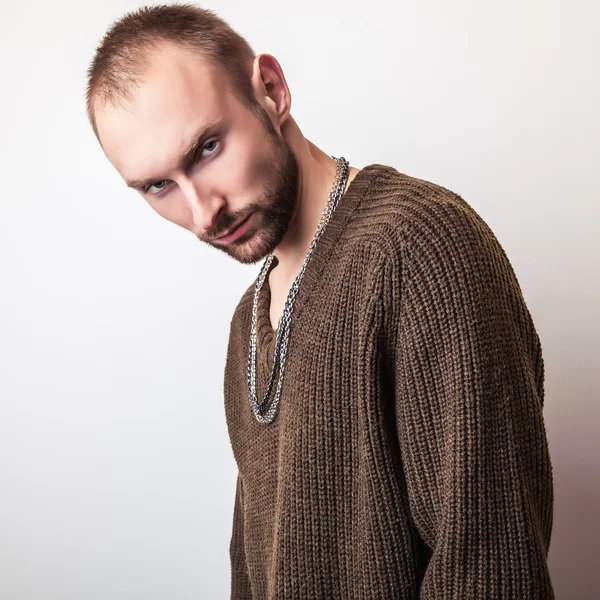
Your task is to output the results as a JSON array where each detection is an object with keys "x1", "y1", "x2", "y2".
[{"x1": 253, "y1": 163, "x2": 385, "y2": 362}]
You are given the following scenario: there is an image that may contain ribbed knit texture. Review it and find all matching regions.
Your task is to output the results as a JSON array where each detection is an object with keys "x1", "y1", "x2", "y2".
[{"x1": 223, "y1": 164, "x2": 554, "y2": 599}]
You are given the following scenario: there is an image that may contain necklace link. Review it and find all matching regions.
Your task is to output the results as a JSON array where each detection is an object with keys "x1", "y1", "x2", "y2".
[{"x1": 247, "y1": 157, "x2": 350, "y2": 425}]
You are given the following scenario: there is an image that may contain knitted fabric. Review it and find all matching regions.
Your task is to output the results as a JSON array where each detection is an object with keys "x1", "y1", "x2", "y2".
[{"x1": 223, "y1": 163, "x2": 554, "y2": 599}]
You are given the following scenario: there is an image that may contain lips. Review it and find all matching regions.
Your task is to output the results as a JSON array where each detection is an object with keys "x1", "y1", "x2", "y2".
[
  {"x1": 215, "y1": 213, "x2": 253, "y2": 243},
  {"x1": 219, "y1": 216, "x2": 247, "y2": 238}
]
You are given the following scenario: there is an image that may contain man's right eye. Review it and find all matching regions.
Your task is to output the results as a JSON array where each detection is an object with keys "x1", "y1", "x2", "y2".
[
  {"x1": 142, "y1": 139, "x2": 220, "y2": 196},
  {"x1": 144, "y1": 180, "x2": 171, "y2": 195}
]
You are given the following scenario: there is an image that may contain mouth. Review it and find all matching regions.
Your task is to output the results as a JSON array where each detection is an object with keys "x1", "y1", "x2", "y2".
[{"x1": 215, "y1": 213, "x2": 254, "y2": 244}]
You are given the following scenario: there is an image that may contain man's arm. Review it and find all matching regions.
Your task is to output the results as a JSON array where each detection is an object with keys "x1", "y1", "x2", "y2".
[
  {"x1": 229, "y1": 471, "x2": 252, "y2": 600},
  {"x1": 391, "y1": 196, "x2": 554, "y2": 598}
]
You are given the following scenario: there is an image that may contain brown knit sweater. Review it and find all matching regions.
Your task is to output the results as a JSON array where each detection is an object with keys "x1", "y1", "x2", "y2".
[{"x1": 223, "y1": 163, "x2": 554, "y2": 599}]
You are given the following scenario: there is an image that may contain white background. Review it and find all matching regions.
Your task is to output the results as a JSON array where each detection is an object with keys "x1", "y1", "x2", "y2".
[{"x1": 1, "y1": 1, "x2": 598, "y2": 598}]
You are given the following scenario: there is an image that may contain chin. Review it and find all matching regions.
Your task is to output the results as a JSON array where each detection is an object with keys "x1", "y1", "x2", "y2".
[{"x1": 216, "y1": 233, "x2": 272, "y2": 265}]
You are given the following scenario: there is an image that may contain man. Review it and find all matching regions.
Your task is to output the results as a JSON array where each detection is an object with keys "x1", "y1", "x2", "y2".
[{"x1": 86, "y1": 4, "x2": 555, "y2": 599}]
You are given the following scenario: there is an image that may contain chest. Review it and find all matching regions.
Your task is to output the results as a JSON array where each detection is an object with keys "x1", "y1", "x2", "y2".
[{"x1": 268, "y1": 276, "x2": 294, "y2": 333}]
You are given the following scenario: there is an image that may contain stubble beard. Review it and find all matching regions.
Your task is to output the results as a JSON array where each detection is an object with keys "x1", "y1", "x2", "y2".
[{"x1": 200, "y1": 132, "x2": 300, "y2": 266}]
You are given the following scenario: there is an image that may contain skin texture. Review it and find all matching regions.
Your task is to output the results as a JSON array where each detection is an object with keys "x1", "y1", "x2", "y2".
[{"x1": 94, "y1": 42, "x2": 359, "y2": 323}]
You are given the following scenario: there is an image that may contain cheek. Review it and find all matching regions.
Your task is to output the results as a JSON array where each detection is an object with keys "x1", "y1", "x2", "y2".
[
  {"x1": 147, "y1": 192, "x2": 195, "y2": 231},
  {"x1": 216, "y1": 152, "x2": 269, "y2": 208},
  {"x1": 221, "y1": 128, "x2": 274, "y2": 190}
]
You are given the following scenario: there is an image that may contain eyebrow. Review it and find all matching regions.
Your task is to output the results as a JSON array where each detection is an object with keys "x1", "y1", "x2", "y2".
[{"x1": 125, "y1": 118, "x2": 224, "y2": 189}]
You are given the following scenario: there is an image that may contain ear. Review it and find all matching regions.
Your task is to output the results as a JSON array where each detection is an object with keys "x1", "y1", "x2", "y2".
[{"x1": 250, "y1": 53, "x2": 292, "y2": 131}]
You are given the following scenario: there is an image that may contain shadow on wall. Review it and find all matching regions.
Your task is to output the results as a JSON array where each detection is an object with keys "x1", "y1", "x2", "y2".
[{"x1": 546, "y1": 375, "x2": 599, "y2": 600}]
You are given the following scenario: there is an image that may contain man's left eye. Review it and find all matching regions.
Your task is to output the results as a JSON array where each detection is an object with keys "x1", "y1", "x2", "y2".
[{"x1": 201, "y1": 139, "x2": 218, "y2": 157}]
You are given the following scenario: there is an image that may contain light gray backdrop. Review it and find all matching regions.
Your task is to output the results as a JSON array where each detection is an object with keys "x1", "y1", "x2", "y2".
[{"x1": 1, "y1": 1, "x2": 598, "y2": 598}]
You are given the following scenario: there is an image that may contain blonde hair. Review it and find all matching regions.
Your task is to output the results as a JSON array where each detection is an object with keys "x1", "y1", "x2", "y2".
[{"x1": 85, "y1": 3, "x2": 264, "y2": 141}]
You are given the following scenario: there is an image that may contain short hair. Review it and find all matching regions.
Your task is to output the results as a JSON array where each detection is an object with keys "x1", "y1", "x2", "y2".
[{"x1": 85, "y1": 3, "x2": 263, "y2": 142}]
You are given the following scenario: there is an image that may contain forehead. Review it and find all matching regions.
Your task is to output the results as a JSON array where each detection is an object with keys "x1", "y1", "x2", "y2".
[{"x1": 96, "y1": 44, "x2": 236, "y2": 175}]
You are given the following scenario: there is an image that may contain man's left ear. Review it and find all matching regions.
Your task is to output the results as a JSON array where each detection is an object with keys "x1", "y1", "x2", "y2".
[{"x1": 251, "y1": 53, "x2": 291, "y2": 130}]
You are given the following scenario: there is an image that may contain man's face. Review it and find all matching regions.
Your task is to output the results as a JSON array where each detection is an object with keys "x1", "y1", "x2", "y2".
[{"x1": 95, "y1": 44, "x2": 299, "y2": 264}]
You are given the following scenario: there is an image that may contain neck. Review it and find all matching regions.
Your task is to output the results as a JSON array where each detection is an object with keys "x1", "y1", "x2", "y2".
[{"x1": 271, "y1": 118, "x2": 358, "y2": 280}]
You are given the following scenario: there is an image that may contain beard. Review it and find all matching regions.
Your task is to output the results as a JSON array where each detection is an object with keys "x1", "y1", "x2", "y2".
[{"x1": 196, "y1": 114, "x2": 300, "y2": 265}]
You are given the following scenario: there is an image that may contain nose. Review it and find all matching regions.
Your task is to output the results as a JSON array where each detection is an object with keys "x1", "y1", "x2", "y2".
[{"x1": 179, "y1": 178, "x2": 225, "y2": 232}]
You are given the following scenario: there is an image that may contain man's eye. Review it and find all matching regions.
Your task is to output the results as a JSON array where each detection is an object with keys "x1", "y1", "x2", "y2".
[
  {"x1": 144, "y1": 140, "x2": 219, "y2": 196},
  {"x1": 145, "y1": 180, "x2": 169, "y2": 194},
  {"x1": 201, "y1": 139, "x2": 218, "y2": 157}
]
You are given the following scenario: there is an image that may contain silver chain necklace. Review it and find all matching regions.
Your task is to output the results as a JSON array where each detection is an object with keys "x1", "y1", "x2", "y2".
[{"x1": 247, "y1": 156, "x2": 350, "y2": 425}]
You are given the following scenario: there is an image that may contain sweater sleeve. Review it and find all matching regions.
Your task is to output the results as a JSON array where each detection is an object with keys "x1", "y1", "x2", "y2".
[
  {"x1": 391, "y1": 197, "x2": 555, "y2": 599},
  {"x1": 229, "y1": 471, "x2": 253, "y2": 600}
]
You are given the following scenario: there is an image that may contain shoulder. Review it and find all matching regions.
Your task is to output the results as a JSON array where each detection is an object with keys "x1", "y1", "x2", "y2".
[
  {"x1": 354, "y1": 166, "x2": 492, "y2": 259},
  {"x1": 356, "y1": 167, "x2": 534, "y2": 350},
  {"x1": 356, "y1": 165, "x2": 514, "y2": 288}
]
